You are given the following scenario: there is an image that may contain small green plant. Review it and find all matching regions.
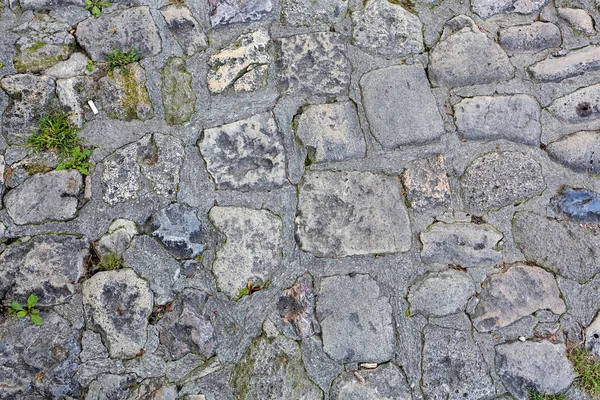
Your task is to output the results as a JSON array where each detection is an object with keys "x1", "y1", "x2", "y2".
[
  {"x1": 106, "y1": 47, "x2": 140, "y2": 74},
  {"x1": 85, "y1": 0, "x2": 111, "y2": 17},
  {"x1": 97, "y1": 253, "x2": 124, "y2": 271},
  {"x1": 0, "y1": 61, "x2": 3, "y2": 68},
  {"x1": 57, "y1": 146, "x2": 93, "y2": 175},
  {"x1": 235, "y1": 279, "x2": 270, "y2": 301},
  {"x1": 86, "y1": 59, "x2": 96, "y2": 72},
  {"x1": 568, "y1": 347, "x2": 600, "y2": 397},
  {"x1": 8, "y1": 294, "x2": 43, "y2": 325},
  {"x1": 527, "y1": 388, "x2": 566, "y2": 400}
]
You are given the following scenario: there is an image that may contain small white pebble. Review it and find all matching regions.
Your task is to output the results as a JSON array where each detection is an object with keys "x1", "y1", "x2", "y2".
[
  {"x1": 88, "y1": 100, "x2": 98, "y2": 114},
  {"x1": 360, "y1": 363, "x2": 378, "y2": 369},
  {"x1": 519, "y1": 336, "x2": 526, "y2": 342}
]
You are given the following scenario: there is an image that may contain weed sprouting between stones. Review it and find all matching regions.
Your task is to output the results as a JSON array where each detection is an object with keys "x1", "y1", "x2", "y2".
[
  {"x1": 568, "y1": 347, "x2": 600, "y2": 397},
  {"x1": 8, "y1": 294, "x2": 43, "y2": 325},
  {"x1": 84, "y1": 0, "x2": 112, "y2": 17},
  {"x1": 106, "y1": 47, "x2": 141, "y2": 74},
  {"x1": 96, "y1": 253, "x2": 124, "y2": 271},
  {"x1": 527, "y1": 388, "x2": 566, "y2": 400}
]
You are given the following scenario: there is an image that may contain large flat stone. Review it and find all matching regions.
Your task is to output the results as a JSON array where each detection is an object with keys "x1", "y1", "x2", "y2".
[
  {"x1": 351, "y1": 0, "x2": 423, "y2": 59},
  {"x1": 548, "y1": 83, "x2": 600, "y2": 124},
  {"x1": 99, "y1": 62, "x2": 153, "y2": 121},
  {"x1": 75, "y1": 7, "x2": 162, "y2": 61},
  {"x1": 137, "y1": 133, "x2": 184, "y2": 199},
  {"x1": 401, "y1": 154, "x2": 451, "y2": 210},
  {"x1": 296, "y1": 170, "x2": 411, "y2": 257},
  {"x1": 454, "y1": 95, "x2": 541, "y2": 145},
  {"x1": 330, "y1": 364, "x2": 412, "y2": 400},
  {"x1": 546, "y1": 131, "x2": 600, "y2": 174},
  {"x1": 209, "y1": 0, "x2": 273, "y2": 27},
  {"x1": 360, "y1": 64, "x2": 444, "y2": 149},
  {"x1": 276, "y1": 32, "x2": 350, "y2": 95},
  {"x1": 317, "y1": 274, "x2": 394, "y2": 363},
  {"x1": 529, "y1": 46, "x2": 600, "y2": 82},
  {"x1": 82, "y1": 268, "x2": 153, "y2": 358},
  {"x1": 420, "y1": 222, "x2": 503, "y2": 267},
  {"x1": 408, "y1": 269, "x2": 475, "y2": 317},
  {"x1": 559, "y1": 274, "x2": 600, "y2": 328},
  {"x1": 209, "y1": 206, "x2": 283, "y2": 299},
  {"x1": 199, "y1": 112, "x2": 287, "y2": 191},
  {"x1": 160, "y1": 6, "x2": 207, "y2": 56},
  {"x1": 5, "y1": 170, "x2": 82, "y2": 225},
  {"x1": 461, "y1": 151, "x2": 545, "y2": 212},
  {"x1": 472, "y1": 264, "x2": 565, "y2": 332},
  {"x1": 162, "y1": 57, "x2": 196, "y2": 125},
  {"x1": 472, "y1": 0, "x2": 549, "y2": 18},
  {"x1": 101, "y1": 142, "x2": 141, "y2": 205},
  {"x1": 499, "y1": 22, "x2": 561, "y2": 53},
  {"x1": 558, "y1": 7, "x2": 595, "y2": 35}
]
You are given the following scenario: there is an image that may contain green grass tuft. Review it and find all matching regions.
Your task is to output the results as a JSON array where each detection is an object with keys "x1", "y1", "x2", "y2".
[
  {"x1": 568, "y1": 347, "x2": 600, "y2": 397},
  {"x1": 527, "y1": 388, "x2": 566, "y2": 400},
  {"x1": 106, "y1": 47, "x2": 140, "y2": 74}
]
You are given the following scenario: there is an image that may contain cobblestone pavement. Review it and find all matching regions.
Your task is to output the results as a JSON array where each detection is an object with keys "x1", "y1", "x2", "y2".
[{"x1": 1, "y1": 0, "x2": 600, "y2": 399}]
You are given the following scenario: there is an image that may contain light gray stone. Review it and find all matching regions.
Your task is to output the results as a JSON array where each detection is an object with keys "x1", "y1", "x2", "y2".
[
  {"x1": 317, "y1": 274, "x2": 395, "y2": 363},
  {"x1": 276, "y1": 32, "x2": 350, "y2": 95},
  {"x1": 160, "y1": 6, "x2": 207, "y2": 56},
  {"x1": 199, "y1": 112, "x2": 287, "y2": 191},
  {"x1": 206, "y1": 29, "x2": 271, "y2": 94},
  {"x1": 295, "y1": 101, "x2": 365, "y2": 163},
  {"x1": 209, "y1": 0, "x2": 273, "y2": 27},
  {"x1": 74, "y1": 358, "x2": 126, "y2": 388},
  {"x1": 546, "y1": 131, "x2": 600, "y2": 174},
  {"x1": 529, "y1": 46, "x2": 600, "y2": 82},
  {"x1": 422, "y1": 326, "x2": 495, "y2": 399},
  {"x1": 162, "y1": 57, "x2": 196, "y2": 125},
  {"x1": 99, "y1": 62, "x2": 153, "y2": 121},
  {"x1": 499, "y1": 22, "x2": 561, "y2": 53},
  {"x1": 75, "y1": 7, "x2": 162, "y2": 61},
  {"x1": 95, "y1": 218, "x2": 138, "y2": 257},
  {"x1": 20, "y1": 0, "x2": 84, "y2": 9},
  {"x1": 401, "y1": 154, "x2": 451, "y2": 210},
  {"x1": 56, "y1": 76, "x2": 98, "y2": 128},
  {"x1": 209, "y1": 206, "x2": 283, "y2": 299},
  {"x1": 43, "y1": 52, "x2": 88, "y2": 78},
  {"x1": 361, "y1": 64, "x2": 444, "y2": 148},
  {"x1": 461, "y1": 151, "x2": 545, "y2": 212},
  {"x1": 513, "y1": 211, "x2": 600, "y2": 283},
  {"x1": 420, "y1": 222, "x2": 503, "y2": 267},
  {"x1": 101, "y1": 141, "x2": 141, "y2": 205},
  {"x1": 281, "y1": 0, "x2": 347, "y2": 26},
  {"x1": 277, "y1": 273, "x2": 319, "y2": 338},
  {"x1": 495, "y1": 341, "x2": 575, "y2": 399},
  {"x1": 454, "y1": 94, "x2": 541, "y2": 146},
  {"x1": 123, "y1": 236, "x2": 181, "y2": 305},
  {"x1": 351, "y1": 0, "x2": 423, "y2": 59},
  {"x1": 80, "y1": 331, "x2": 108, "y2": 363},
  {"x1": 558, "y1": 7, "x2": 595, "y2": 35},
  {"x1": 558, "y1": 275, "x2": 600, "y2": 327},
  {"x1": 300, "y1": 335, "x2": 343, "y2": 394},
  {"x1": 471, "y1": 0, "x2": 549, "y2": 18},
  {"x1": 0, "y1": 235, "x2": 88, "y2": 307},
  {"x1": 82, "y1": 268, "x2": 153, "y2": 359},
  {"x1": 85, "y1": 374, "x2": 135, "y2": 400},
  {"x1": 0, "y1": 74, "x2": 55, "y2": 145},
  {"x1": 124, "y1": 353, "x2": 167, "y2": 379},
  {"x1": 330, "y1": 364, "x2": 412, "y2": 400},
  {"x1": 296, "y1": 170, "x2": 411, "y2": 257},
  {"x1": 408, "y1": 269, "x2": 475, "y2": 317},
  {"x1": 165, "y1": 353, "x2": 204, "y2": 383},
  {"x1": 429, "y1": 21, "x2": 513, "y2": 87},
  {"x1": 472, "y1": 264, "x2": 566, "y2": 332},
  {"x1": 137, "y1": 133, "x2": 184, "y2": 199},
  {"x1": 548, "y1": 83, "x2": 600, "y2": 124},
  {"x1": 5, "y1": 170, "x2": 82, "y2": 225}
]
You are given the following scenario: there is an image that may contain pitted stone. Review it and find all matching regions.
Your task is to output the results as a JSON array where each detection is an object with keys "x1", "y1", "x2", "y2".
[
  {"x1": 137, "y1": 133, "x2": 184, "y2": 199},
  {"x1": 82, "y1": 268, "x2": 153, "y2": 358},
  {"x1": 162, "y1": 57, "x2": 196, "y2": 125},
  {"x1": 361, "y1": 64, "x2": 444, "y2": 148},
  {"x1": 472, "y1": 264, "x2": 565, "y2": 332},
  {"x1": 278, "y1": 273, "x2": 319, "y2": 338},
  {"x1": 529, "y1": 46, "x2": 600, "y2": 82},
  {"x1": 160, "y1": 6, "x2": 207, "y2": 56},
  {"x1": 330, "y1": 364, "x2": 412, "y2": 400},
  {"x1": 408, "y1": 269, "x2": 475, "y2": 317},
  {"x1": 558, "y1": 7, "x2": 596, "y2": 35},
  {"x1": 317, "y1": 274, "x2": 394, "y2": 363},
  {"x1": 199, "y1": 112, "x2": 287, "y2": 191},
  {"x1": 461, "y1": 152, "x2": 545, "y2": 212},
  {"x1": 295, "y1": 101, "x2": 365, "y2": 163},
  {"x1": 454, "y1": 95, "x2": 541, "y2": 145},
  {"x1": 546, "y1": 131, "x2": 600, "y2": 174},
  {"x1": 296, "y1": 170, "x2": 411, "y2": 257},
  {"x1": 420, "y1": 222, "x2": 503, "y2": 267},
  {"x1": 499, "y1": 22, "x2": 561, "y2": 52},
  {"x1": 351, "y1": 0, "x2": 423, "y2": 59},
  {"x1": 472, "y1": 0, "x2": 550, "y2": 18},
  {"x1": 101, "y1": 142, "x2": 141, "y2": 205},
  {"x1": 402, "y1": 154, "x2": 451, "y2": 210},
  {"x1": 209, "y1": 206, "x2": 283, "y2": 299},
  {"x1": 548, "y1": 83, "x2": 600, "y2": 124},
  {"x1": 276, "y1": 32, "x2": 350, "y2": 95},
  {"x1": 281, "y1": 0, "x2": 347, "y2": 26},
  {"x1": 209, "y1": 0, "x2": 273, "y2": 27},
  {"x1": 99, "y1": 62, "x2": 153, "y2": 121}
]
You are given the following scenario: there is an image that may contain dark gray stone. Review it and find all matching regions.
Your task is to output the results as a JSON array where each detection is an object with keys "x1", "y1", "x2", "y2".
[
  {"x1": 472, "y1": 0, "x2": 549, "y2": 18},
  {"x1": 529, "y1": 46, "x2": 600, "y2": 82},
  {"x1": 56, "y1": 75, "x2": 98, "y2": 128},
  {"x1": 296, "y1": 170, "x2": 411, "y2": 257},
  {"x1": 278, "y1": 273, "x2": 319, "y2": 338},
  {"x1": 300, "y1": 335, "x2": 343, "y2": 394},
  {"x1": 162, "y1": 57, "x2": 196, "y2": 125},
  {"x1": 548, "y1": 83, "x2": 600, "y2": 124},
  {"x1": 160, "y1": 6, "x2": 207, "y2": 57},
  {"x1": 546, "y1": 131, "x2": 600, "y2": 174},
  {"x1": 361, "y1": 64, "x2": 444, "y2": 148},
  {"x1": 20, "y1": 0, "x2": 84, "y2": 9},
  {"x1": 330, "y1": 364, "x2": 412, "y2": 400},
  {"x1": 138, "y1": 133, "x2": 184, "y2": 199},
  {"x1": 317, "y1": 274, "x2": 395, "y2": 363},
  {"x1": 401, "y1": 154, "x2": 451, "y2": 210},
  {"x1": 209, "y1": 0, "x2": 273, "y2": 27},
  {"x1": 461, "y1": 152, "x2": 545, "y2": 212},
  {"x1": 558, "y1": 275, "x2": 600, "y2": 328},
  {"x1": 408, "y1": 269, "x2": 475, "y2": 317},
  {"x1": 499, "y1": 22, "x2": 561, "y2": 53},
  {"x1": 551, "y1": 187, "x2": 600, "y2": 222},
  {"x1": 99, "y1": 62, "x2": 153, "y2": 121},
  {"x1": 75, "y1": 7, "x2": 162, "y2": 61}
]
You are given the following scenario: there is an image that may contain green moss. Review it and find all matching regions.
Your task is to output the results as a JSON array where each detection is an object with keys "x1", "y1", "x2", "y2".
[
  {"x1": 112, "y1": 66, "x2": 152, "y2": 120},
  {"x1": 97, "y1": 253, "x2": 124, "y2": 271},
  {"x1": 13, "y1": 42, "x2": 74, "y2": 73},
  {"x1": 23, "y1": 163, "x2": 52, "y2": 175}
]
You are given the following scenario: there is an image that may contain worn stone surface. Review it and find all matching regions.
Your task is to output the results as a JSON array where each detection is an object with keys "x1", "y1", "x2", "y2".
[
  {"x1": 330, "y1": 364, "x2": 412, "y2": 400},
  {"x1": 296, "y1": 170, "x2": 411, "y2": 257},
  {"x1": 454, "y1": 95, "x2": 541, "y2": 145},
  {"x1": 529, "y1": 46, "x2": 600, "y2": 82},
  {"x1": 281, "y1": 0, "x2": 347, "y2": 26},
  {"x1": 548, "y1": 83, "x2": 600, "y2": 124},
  {"x1": 44, "y1": 52, "x2": 88, "y2": 79},
  {"x1": 137, "y1": 133, "x2": 184, "y2": 199},
  {"x1": 499, "y1": 22, "x2": 561, "y2": 53},
  {"x1": 461, "y1": 152, "x2": 545, "y2": 211},
  {"x1": 207, "y1": 29, "x2": 271, "y2": 94},
  {"x1": 56, "y1": 76, "x2": 98, "y2": 127},
  {"x1": 471, "y1": 0, "x2": 549, "y2": 18},
  {"x1": 546, "y1": 131, "x2": 600, "y2": 174},
  {"x1": 558, "y1": 7, "x2": 596, "y2": 35},
  {"x1": 317, "y1": 274, "x2": 394, "y2": 363},
  {"x1": 5, "y1": 170, "x2": 82, "y2": 225},
  {"x1": 101, "y1": 141, "x2": 142, "y2": 205},
  {"x1": 162, "y1": 57, "x2": 195, "y2": 125},
  {"x1": 160, "y1": 6, "x2": 207, "y2": 56},
  {"x1": 295, "y1": 101, "x2": 365, "y2": 163},
  {"x1": 361, "y1": 64, "x2": 444, "y2": 148},
  {"x1": 401, "y1": 154, "x2": 451, "y2": 210},
  {"x1": 75, "y1": 7, "x2": 162, "y2": 61},
  {"x1": 408, "y1": 269, "x2": 475, "y2": 317},
  {"x1": 422, "y1": 326, "x2": 495, "y2": 399},
  {"x1": 95, "y1": 219, "x2": 137, "y2": 257},
  {"x1": 351, "y1": 0, "x2": 423, "y2": 59},
  {"x1": 420, "y1": 222, "x2": 503, "y2": 267},
  {"x1": 496, "y1": 341, "x2": 575, "y2": 399},
  {"x1": 99, "y1": 62, "x2": 153, "y2": 121},
  {"x1": 472, "y1": 264, "x2": 565, "y2": 332},
  {"x1": 209, "y1": 206, "x2": 282, "y2": 299},
  {"x1": 276, "y1": 32, "x2": 350, "y2": 95},
  {"x1": 199, "y1": 112, "x2": 287, "y2": 191},
  {"x1": 209, "y1": 0, "x2": 273, "y2": 27},
  {"x1": 82, "y1": 268, "x2": 153, "y2": 358},
  {"x1": 551, "y1": 187, "x2": 600, "y2": 222},
  {"x1": 277, "y1": 273, "x2": 319, "y2": 338}
]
